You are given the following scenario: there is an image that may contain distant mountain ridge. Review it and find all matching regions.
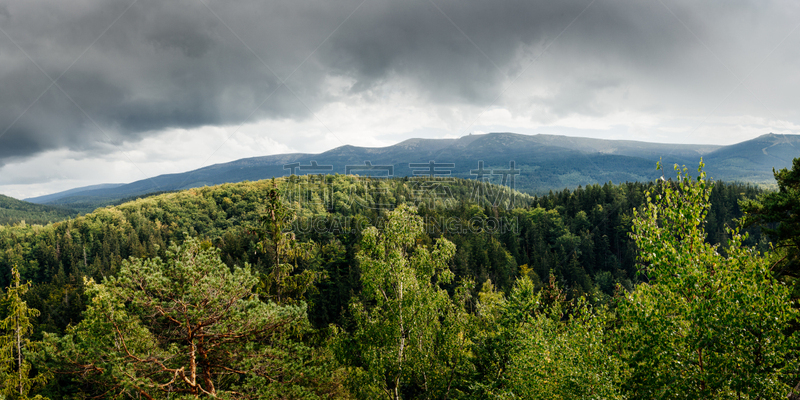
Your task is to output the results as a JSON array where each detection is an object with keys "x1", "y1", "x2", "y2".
[
  {"x1": 24, "y1": 132, "x2": 800, "y2": 213},
  {"x1": 25, "y1": 183, "x2": 125, "y2": 205}
]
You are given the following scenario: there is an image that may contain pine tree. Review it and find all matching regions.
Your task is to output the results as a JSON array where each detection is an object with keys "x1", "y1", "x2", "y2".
[
  {"x1": 54, "y1": 238, "x2": 347, "y2": 399},
  {"x1": 742, "y1": 157, "x2": 800, "y2": 299},
  {"x1": 255, "y1": 180, "x2": 316, "y2": 304}
]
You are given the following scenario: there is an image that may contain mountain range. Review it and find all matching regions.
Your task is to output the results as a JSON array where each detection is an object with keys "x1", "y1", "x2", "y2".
[{"x1": 19, "y1": 132, "x2": 800, "y2": 213}]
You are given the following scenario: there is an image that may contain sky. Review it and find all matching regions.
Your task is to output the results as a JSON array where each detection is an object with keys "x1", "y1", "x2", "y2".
[{"x1": 1, "y1": 0, "x2": 799, "y2": 199}]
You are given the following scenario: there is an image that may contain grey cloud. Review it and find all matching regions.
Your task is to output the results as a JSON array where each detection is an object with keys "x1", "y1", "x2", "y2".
[
  {"x1": 145, "y1": 17, "x2": 215, "y2": 59},
  {"x1": 0, "y1": 0, "x2": 796, "y2": 165}
]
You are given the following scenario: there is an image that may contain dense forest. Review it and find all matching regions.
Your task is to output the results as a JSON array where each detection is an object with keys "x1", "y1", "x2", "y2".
[
  {"x1": 0, "y1": 195, "x2": 77, "y2": 226},
  {"x1": 0, "y1": 161, "x2": 797, "y2": 399}
]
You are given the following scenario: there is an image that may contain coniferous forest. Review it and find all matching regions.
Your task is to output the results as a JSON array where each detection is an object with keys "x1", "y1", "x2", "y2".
[{"x1": 0, "y1": 161, "x2": 798, "y2": 399}]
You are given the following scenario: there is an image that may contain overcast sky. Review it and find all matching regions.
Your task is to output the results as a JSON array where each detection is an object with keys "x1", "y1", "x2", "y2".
[{"x1": 1, "y1": 0, "x2": 799, "y2": 199}]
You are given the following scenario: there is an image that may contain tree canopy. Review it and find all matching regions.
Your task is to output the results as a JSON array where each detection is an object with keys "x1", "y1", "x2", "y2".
[
  {"x1": 0, "y1": 170, "x2": 794, "y2": 399},
  {"x1": 618, "y1": 162, "x2": 799, "y2": 398},
  {"x1": 51, "y1": 237, "x2": 346, "y2": 399}
]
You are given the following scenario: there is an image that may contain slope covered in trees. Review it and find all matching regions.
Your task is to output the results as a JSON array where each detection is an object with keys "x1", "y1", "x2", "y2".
[
  {"x1": 1, "y1": 168, "x2": 795, "y2": 398},
  {"x1": 0, "y1": 195, "x2": 77, "y2": 226},
  {"x1": 0, "y1": 176, "x2": 761, "y2": 327}
]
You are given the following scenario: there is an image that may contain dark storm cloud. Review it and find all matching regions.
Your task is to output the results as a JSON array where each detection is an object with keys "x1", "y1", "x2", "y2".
[
  {"x1": 0, "y1": 0, "x2": 792, "y2": 164},
  {"x1": 0, "y1": 0, "x2": 339, "y2": 163}
]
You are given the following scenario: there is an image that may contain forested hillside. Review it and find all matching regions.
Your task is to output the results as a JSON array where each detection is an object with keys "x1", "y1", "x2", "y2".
[
  {"x1": 0, "y1": 175, "x2": 761, "y2": 323},
  {"x1": 0, "y1": 168, "x2": 796, "y2": 398},
  {"x1": 0, "y1": 194, "x2": 77, "y2": 226}
]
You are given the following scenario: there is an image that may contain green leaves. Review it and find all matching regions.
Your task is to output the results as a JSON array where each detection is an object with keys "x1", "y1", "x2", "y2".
[
  {"x1": 55, "y1": 237, "x2": 346, "y2": 399},
  {"x1": 0, "y1": 265, "x2": 50, "y2": 400},
  {"x1": 471, "y1": 276, "x2": 624, "y2": 400},
  {"x1": 618, "y1": 161, "x2": 800, "y2": 398},
  {"x1": 342, "y1": 205, "x2": 465, "y2": 400},
  {"x1": 254, "y1": 180, "x2": 318, "y2": 305},
  {"x1": 742, "y1": 157, "x2": 800, "y2": 299}
]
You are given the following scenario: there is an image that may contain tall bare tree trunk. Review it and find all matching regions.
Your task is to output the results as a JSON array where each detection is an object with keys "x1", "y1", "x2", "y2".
[
  {"x1": 396, "y1": 280, "x2": 404, "y2": 400},
  {"x1": 17, "y1": 315, "x2": 23, "y2": 396}
]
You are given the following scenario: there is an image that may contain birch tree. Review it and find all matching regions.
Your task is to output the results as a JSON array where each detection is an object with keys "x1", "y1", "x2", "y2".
[
  {"x1": 342, "y1": 205, "x2": 465, "y2": 400},
  {"x1": 617, "y1": 162, "x2": 800, "y2": 398},
  {"x1": 0, "y1": 266, "x2": 50, "y2": 400}
]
